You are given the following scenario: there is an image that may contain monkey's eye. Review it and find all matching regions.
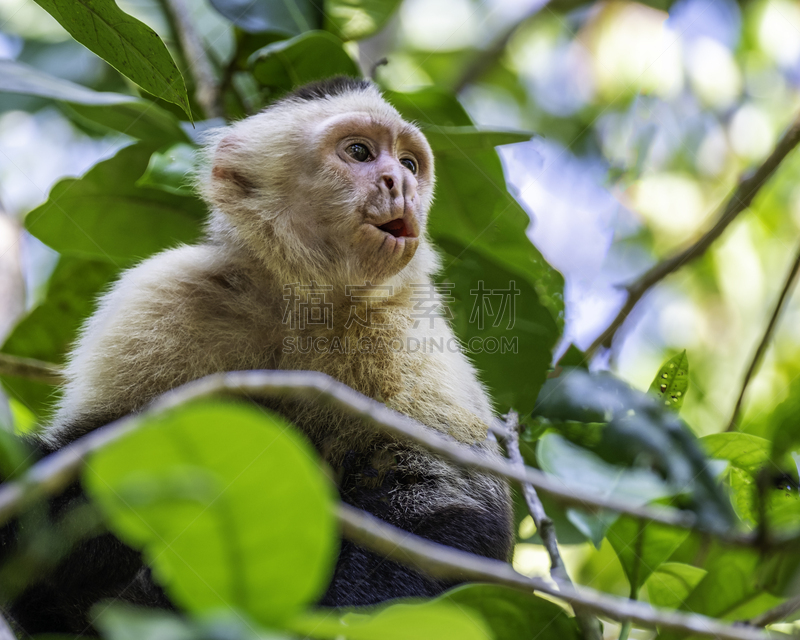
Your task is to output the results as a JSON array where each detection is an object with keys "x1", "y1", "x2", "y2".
[
  {"x1": 346, "y1": 143, "x2": 372, "y2": 162},
  {"x1": 400, "y1": 158, "x2": 417, "y2": 174}
]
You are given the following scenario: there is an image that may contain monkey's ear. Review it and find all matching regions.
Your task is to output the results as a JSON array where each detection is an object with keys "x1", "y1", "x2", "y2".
[{"x1": 211, "y1": 135, "x2": 256, "y2": 194}]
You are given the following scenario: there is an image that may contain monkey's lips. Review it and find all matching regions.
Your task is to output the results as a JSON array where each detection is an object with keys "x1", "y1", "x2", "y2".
[{"x1": 376, "y1": 218, "x2": 415, "y2": 238}]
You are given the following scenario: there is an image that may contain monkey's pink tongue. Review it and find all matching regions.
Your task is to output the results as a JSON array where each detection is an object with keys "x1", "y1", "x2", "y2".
[{"x1": 378, "y1": 219, "x2": 408, "y2": 238}]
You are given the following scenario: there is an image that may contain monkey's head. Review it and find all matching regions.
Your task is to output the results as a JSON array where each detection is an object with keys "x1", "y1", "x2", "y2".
[{"x1": 202, "y1": 77, "x2": 438, "y2": 287}]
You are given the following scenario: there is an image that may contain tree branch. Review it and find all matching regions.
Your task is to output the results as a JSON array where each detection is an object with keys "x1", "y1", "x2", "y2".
[
  {"x1": 746, "y1": 594, "x2": 800, "y2": 627},
  {"x1": 727, "y1": 240, "x2": 800, "y2": 431},
  {"x1": 0, "y1": 370, "x2": 738, "y2": 538},
  {"x1": 587, "y1": 113, "x2": 800, "y2": 357},
  {"x1": 452, "y1": 0, "x2": 550, "y2": 94},
  {"x1": 160, "y1": 0, "x2": 223, "y2": 119},
  {"x1": 0, "y1": 353, "x2": 62, "y2": 385},
  {"x1": 498, "y1": 410, "x2": 602, "y2": 640},
  {"x1": 338, "y1": 504, "x2": 775, "y2": 640}
]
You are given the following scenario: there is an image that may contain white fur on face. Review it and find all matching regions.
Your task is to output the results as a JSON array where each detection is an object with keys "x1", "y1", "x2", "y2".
[{"x1": 199, "y1": 87, "x2": 436, "y2": 287}]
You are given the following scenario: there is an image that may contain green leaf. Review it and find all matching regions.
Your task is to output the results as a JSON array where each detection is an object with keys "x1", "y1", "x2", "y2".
[
  {"x1": 607, "y1": 516, "x2": 689, "y2": 596},
  {"x1": 325, "y1": 0, "x2": 403, "y2": 41},
  {"x1": 26, "y1": 143, "x2": 206, "y2": 264},
  {"x1": 94, "y1": 604, "x2": 294, "y2": 640},
  {"x1": 659, "y1": 547, "x2": 784, "y2": 639},
  {"x1": 423, "y1": 126, "x2": 533, "y2": 154},
  {"x1": 438, "y1": 584, "x2": 581, "y2": 640},
  {"x1": 700, "y1": 432, "x2": 771, "y2": 477},
  {"x1": 0, "y1": 59, "x2": 188, "y2": 144},
  {"x1": 438, "y1": 239, "x2": 559, "y2": 413},
  {"x1": 84, "y1": 401, "x2": 337, "y2": 626},
  {"x1": 210, "y1": 0, "x2": 322, "y2": 35},
  {"x1": 137, "y1": 143, "x2": 198, "y2": 196},
  {"x1": 729, "y1": 467, "x2": 757, "y2": 525},
  {"x1": 63, "y1": 102, "x2": 189, "y2": 145},
  {"x1": 1, "y1": 257, "x2": 119, "y2": 419},
  {"x1": 645, "y1": 563, "x2": 706, "y2": 610},
  {"x1": 292, "y1": 600, "x2": 492, "y2": 640},
  {"x1": 0, "y1": 58, "x2": 133, "y2": 105},
  {"x1": 536, "y1": 433, "x2": 674, "y2": 544},
  {"x1": 534, "y1": 370, "x2": 736, "y2": 534},
  {"x1": 250, "y1": 31, "x2": 360, "y2": 91},
  {"x1": 647, "y1": 350, "x2": 688, "y2": 412},
  {"x1": 386, "y1": 88, "x2": 473, "y2": 127},
  {"x1": 31, "y1": 0, "x2": 191, "y2": 119}
]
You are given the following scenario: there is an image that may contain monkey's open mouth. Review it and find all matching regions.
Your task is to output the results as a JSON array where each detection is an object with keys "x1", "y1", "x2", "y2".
[{"x1": 377, "y1": 218, "x2": 415, "y2": 238}]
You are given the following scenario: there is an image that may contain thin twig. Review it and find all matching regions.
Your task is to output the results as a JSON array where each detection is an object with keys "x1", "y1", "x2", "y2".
[
  {"x1": 586, "y1": 113, "x2": 800, "y2": 358},
  {"x1": 338, "y1": 504, "x2": 776, "y2": 640},
  {"x1": 0, "y1": 353, "x2": 62, "y2": 385},
  {"x1": 160, "y1": 0, "x2": 223, "y2": 119},
  {"x1": 498, "y1": 410, "x2": 602, "y2": 640},
  {"x1": 452, "y1": 0, "x2": 550, "y2": 93},
  {"x1": 727, "y1": 240, "x2": 800, "y2": 431},
  {"x1": 0, "y1": 370, "x2": 739, "y2": 538},
  {"x1": 746, "y1": 594, "x2": 800, "y2": 627}
]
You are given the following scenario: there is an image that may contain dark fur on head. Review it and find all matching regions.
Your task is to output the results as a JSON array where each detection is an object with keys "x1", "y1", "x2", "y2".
[{"x1": 287, "y1": 76, "x2": 373, "y2": 102}]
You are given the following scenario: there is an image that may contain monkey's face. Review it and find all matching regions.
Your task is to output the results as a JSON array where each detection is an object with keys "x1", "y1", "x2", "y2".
[
  {"x1": 300, "y1": 111, "x2": 434, "y2": 284},
  {"x1": 205, "y1": 88, "x2": 436, "y2": 285}
]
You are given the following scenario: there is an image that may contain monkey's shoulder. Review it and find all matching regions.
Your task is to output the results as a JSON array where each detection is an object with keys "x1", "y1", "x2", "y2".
[{"x1": 50, "y1": 244, "x2": 282, "y2": 435}]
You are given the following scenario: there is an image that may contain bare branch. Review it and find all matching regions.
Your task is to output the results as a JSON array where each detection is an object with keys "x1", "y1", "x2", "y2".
[
  {"x1": 746, "y1": 594, "x2": 800, "y2": 627},
  {"x1": 160, "y1": 0, "x2": 223, "y2": 119},
  {"x1": 0, "y1": 353, "x2": 62, "y2": 385},
  {"x1": 587, "y1": 113, "x2": 800, "y2": 357},
  {"x1": 0, "y1": 370, "x2": 734, "y2": 538},
  {"x1": 498, "y1": 411, "x2": 601, "y2": 640},
  {"x1": 452, "y1": 0, "x2": 550, "y2": 94},
  {"x1": 338, "y1": 504, "x2": 776, "y2": 640},
  {"x1": 727, "y1": 240, "x2": 800, "y2": 431}
]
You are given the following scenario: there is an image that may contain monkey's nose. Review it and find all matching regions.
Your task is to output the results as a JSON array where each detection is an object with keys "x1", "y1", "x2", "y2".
[{"x1": 383, "y1": 176, "x2": 394, "y2": 190}]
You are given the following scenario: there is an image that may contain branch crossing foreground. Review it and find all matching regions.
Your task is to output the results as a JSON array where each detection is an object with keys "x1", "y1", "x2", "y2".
[{"x1": 0, "y1": 370, "x2": 790, "y2": 640}]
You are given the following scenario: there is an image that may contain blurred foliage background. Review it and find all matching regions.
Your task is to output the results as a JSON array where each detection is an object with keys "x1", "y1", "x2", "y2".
[{"x1": 3, "y1": 0, "x2": 800, "y2": 636}]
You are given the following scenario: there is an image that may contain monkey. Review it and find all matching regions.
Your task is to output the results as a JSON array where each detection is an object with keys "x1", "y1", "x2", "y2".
[{"x1": 1, "y1": 76, "x2": 514, "y2": 634}]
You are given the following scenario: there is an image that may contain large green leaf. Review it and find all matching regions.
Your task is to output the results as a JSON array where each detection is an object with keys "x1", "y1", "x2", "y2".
[
  {"x1": 0, "y1": 257, "x2": 119, "y2": 419},
  {"x1": 250, "y1": 31, "x2": 360, "y2": 90},
  {"x1": 210, "y1": 0, "x2": 322, "y2": 35},
  {"x1": 325, "y1": 0, "x2": 403, "y2": 41},
  {"x1": 386, "y1": 89, "x2": 564, "y2": 329},
  {"x1": 0, "y1": 59, "x2": 188, "y2": 144},
  {"x1": 95, "y1": 605, "x2": 294, "y2": 640},
  {"x1": 659, "y1": 548, "x2": 784, "y2": 639},
  {"x1": 700, "y1": 432, "x2": 771, "y2": 477},
  {"x1": 536, "y1": 433, "x2": 675, "y2": 545},
  {"x1": 32, "y1": 0, "x2": 190, "y2": 118},
  {"x1": 0, "y1": 59, "x2": 133, "y2": 105},
  {"x1": 438, "y1": 239, "x2": 558, "y2": 413},
  {"x1": 26, "y1": 143, "x2": 205, "y2": 264},
  {"x1": 439, "y1": 584, "x2": 581, "y2": 640},
  {"x1": 63, "y1": 102, "x2": 189, "y2": 145},
  {"x1": 292, "y1": 601, "x2": 491, "y2": 640},
  {"x1": 644, "y1": 563, "x2": 706, "y2": 610},
  {"x1": 423, "y1": 127, "x2": 532, "y2": 153},
  {"x1": 607, "y1": 516, "x2": 689, "y2": 596},
  {"x1": 85, "y1": 402, "x2": 337, "y2": 626},
  {"x1": 534, "y1": 370, "x2": 736, "y2": 534}
]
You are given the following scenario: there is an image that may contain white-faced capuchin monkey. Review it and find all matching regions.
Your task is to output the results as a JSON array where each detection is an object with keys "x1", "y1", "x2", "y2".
[{"x1": 1, "y1": 77, "x2": 513, "y2": 635}]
